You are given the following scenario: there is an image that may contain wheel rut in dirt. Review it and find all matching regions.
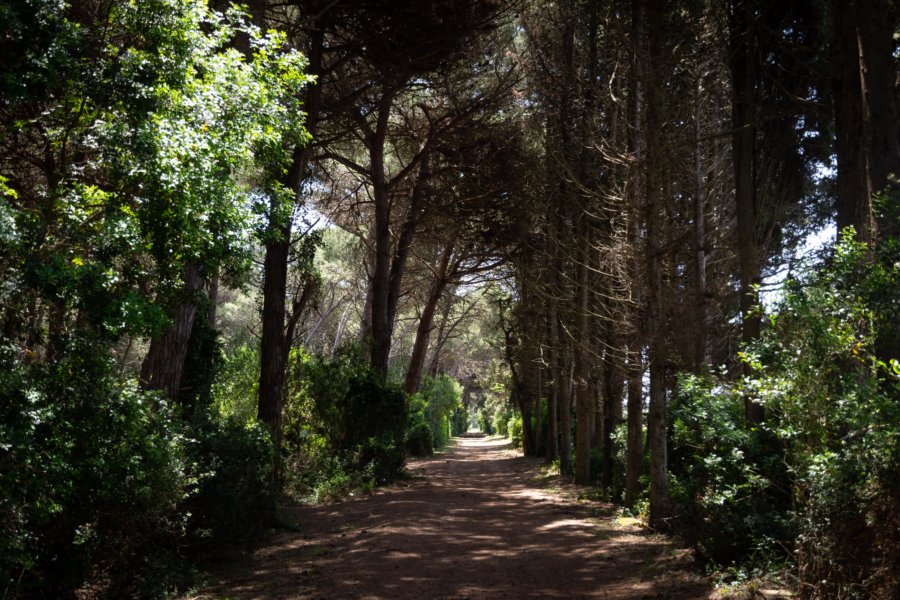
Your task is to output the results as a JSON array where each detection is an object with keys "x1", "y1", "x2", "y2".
[{"x1": 203, "y1": 435, "x2": 710, "y2": 599}]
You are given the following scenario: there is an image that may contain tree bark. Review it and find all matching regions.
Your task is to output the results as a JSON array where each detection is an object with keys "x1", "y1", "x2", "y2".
[
  {"x1": 624, "y1": 343, "x2": 644, "y2": 508},
  {"x1": 140, "y1": 263, "x2": 204, "y2": 400},
  {"x1": 404, "y1": 237, "x2": 454, "y2": 395},
  {"x1": 368, "y1": 89, "x2": 397, "y2": 377},
  {"x1": 729, "y1": 0, "x2": 764, "y2": 425},
  {"x1": 833, "y1": 0, "x2": 899, "y2": 246},
  {"x1": 691, "y1": 77, "x2": 708, "y2": 372},
  {"x1": 546, "y1": 306, "x2": 560, "y2": 462},
  {"x1": 574, "y1": 220, "x2": 593, "y2": 485},
  {"x1": 642, "y1": 0, "x2": 671, "y2": 529},
  {"x1": 601, "y1": 355, "x2": 622, "y2": 494},
  {"x1": 624, "y1": 0, "x2": 645, "y2": 510},
  {"x1": 258, "y1": 26, "x2": 324, "y2": 441}
]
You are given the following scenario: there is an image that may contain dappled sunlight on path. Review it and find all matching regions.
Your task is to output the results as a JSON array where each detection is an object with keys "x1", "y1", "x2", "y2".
[{"x1": 201, "y1": 435, "x2": 710, "y2": 599}]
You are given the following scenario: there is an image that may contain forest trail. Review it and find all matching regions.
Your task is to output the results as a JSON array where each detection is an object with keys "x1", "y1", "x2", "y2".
[{"x1": 201, "y1": 436, "x2": 711, "y2": 599}]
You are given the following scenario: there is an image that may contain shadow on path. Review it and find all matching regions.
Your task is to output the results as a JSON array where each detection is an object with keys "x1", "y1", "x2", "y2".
[{"x1": 201, "y1": 436, "x2": 711, "y2": 599}]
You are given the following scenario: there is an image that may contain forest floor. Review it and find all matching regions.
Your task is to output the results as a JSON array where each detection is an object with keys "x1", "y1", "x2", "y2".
[{"x1": 197, "y1": 434, "x2": 713, "y2": 599}]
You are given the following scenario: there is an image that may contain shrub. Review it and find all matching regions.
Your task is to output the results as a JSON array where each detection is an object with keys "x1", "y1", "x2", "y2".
[
  {"x1": 405, "y1": 396, "x2": 434, "y2": 456},
  {"x1": 508, "y1": 414, "x2": 523, "y2": 448},
  {"x1": 450, "y1": 406, "x2": 469, "y2": 436},
  {"x1": 284, "y1": 347, "x2": 408, "y2": 493},
  {"x1": 0, "y1": 343, "x2": 190, "y2": 598},
  {"x1": 752, "y1": 229, "x2": 900, "y2": 598},
  {"x1": 184, "y1": 413, "x2": 275, "y2": 549},
  {"x1": 418, "y1": 375, "x2": 462, "y2": 448},
  {"x1": 668, "y1": 374, "x2": 792, "y2": 568},
  {"x1": 492, "y1": 404, "x2": 511, "y2": 436},
  {"x1": 478, "y1": 409, "x2": 494, "y2": 434}
]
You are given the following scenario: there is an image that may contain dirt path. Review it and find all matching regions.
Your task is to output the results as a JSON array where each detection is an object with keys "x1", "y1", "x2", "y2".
[{"x1": 200, "y1": 435, "x2": 711, "y2": 599}]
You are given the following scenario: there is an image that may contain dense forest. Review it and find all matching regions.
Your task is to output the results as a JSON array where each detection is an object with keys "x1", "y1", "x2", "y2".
[{"x1": 1, "y1": 0, "x2": 898, "y2": 598}]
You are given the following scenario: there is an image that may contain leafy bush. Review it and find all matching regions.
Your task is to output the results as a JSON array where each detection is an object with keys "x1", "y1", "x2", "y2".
[
  {"x1": 211, "y1": 341, "x2": 260, "y2": 424},
  {"x1": 669, "y1": 374, "x2": 792, "y2": 568},
  {"x1": 668, "y1": 227, "x2": 900, "y2": 596},
  {"x1": 418, "y1": 374, "x2": 463, "y2": 449},
  {"x1": 478, "y1": 409, "x2": 494, "y2": 434},
  {"x1": 184, "y1": 413, "x2": 275, "y2": 549},
  {"x1": 508, "y1": 414, "x2": 523, "y2": 448},
  {"x1": 405, "y1": 396, "x2": 434, "y2": 456},
  {"x1": 0, "y1": 344, "x2": 190, "y2": 598},
  {"x1": 450, "y1": 406, "x2": 469, "y2": 436},
  {"x1": 284, "y1": 348, "x2": 408, "y2": 496},
  {"x1": 492, "y1": 404, "x2": 512, "y2": 436},
  {"x1": 750, "y1": 229, "x2": 900, "y2": 598}
]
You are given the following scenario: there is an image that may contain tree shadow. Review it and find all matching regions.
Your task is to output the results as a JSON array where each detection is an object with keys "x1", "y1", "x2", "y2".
[{"x1": 202, "y1": 437, "x2": 710, "y2": 599}]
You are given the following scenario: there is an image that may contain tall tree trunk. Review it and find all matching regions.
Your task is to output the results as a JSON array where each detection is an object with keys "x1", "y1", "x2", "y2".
[
  {"x1": 546, "y1": 306, "x2": 560, "y2": 462},
  {"x1": 141, "y1": 263, "x2": 204, "y2": 400},
  {"x1": 832, "y1": 0, "x2": 899, "y2": 246},
  {"x1": 387, "y1": 152, "x2": 429, "y2": 339},
  {"x1": 601, "y1": 354, "x2": 622, "y2": 494},
  {"x1": 624, "y1": 343, "x2": 644, "y2": 508},
  {"x1": 258, "y1": 27, "x2": 324, "y2": 442},
  {"x1": 207, "y1": 271, "x2": 218, "y2": 328},
  {"x1": 559, "y1": 341, "x2": 574, "y2": 476},
  {"x1": 729, "y1": 0, "x2": 764, "y2": 425},
  {"x1": 533, "y1": 360, "x2": 543, "y2": 456},
  {"x1": 624, "y1": 0, "x2": 646, "y2": 510},
  {"x1": 692, "y1": 77, "x2": 708, "y2": 372},
  {"x1": 368, "y1": 90, "x2": 397, "y2": 377},
  {"x1": 427, "y1": 297, "x2": 453, "y2": 377},
  {"x1": 574, "y1": 221, "x2": 593, "y2": 485},
  {"x1": 404, "y1": 238, "x2": 454, "y2": 395},
  {"x1": 642, "y1": 0, "x2": 671, "y2": 529}
]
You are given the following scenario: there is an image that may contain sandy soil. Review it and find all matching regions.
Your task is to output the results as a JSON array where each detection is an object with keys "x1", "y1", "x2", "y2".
[{"x1": 198, "y1": 435, "x2": 712, "y2": 599}]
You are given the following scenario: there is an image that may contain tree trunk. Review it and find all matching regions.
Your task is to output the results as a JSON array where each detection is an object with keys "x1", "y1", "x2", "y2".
[
  {"x1": 404, "y1": 239, "x2": 453, "y2": 395},
  {"x1": 642, "y1": 0, "x2": 671, "y2": 529},
  {"x1": 574, "y1": 221, "x2": 593, "y2": 485},
  {"x1": 368, "y1": 90, "x2": 397, "y2": 377},
  {"x1": 691, "y1": 77, "x2": 708, "y2": 373},
  {"x1": 624, "y1": 343, "x2": 644, "y2": 508},
  {"x1": 387, "y1": 152, "x2": 429, "y2": 339},
  {"x1": 559, "y1": 343, "x2": 574, "y2": 476},
  {"x1": 624, "y1": 0, "x2": 645, "y2": 510},
  {"x1": 729, "y1": 0, "x2": 764, "y2": 425},
  {"x1": 207, "y1": 271, "x2": 218, "y2": 328},
  {"x1": 833, "y1": 0, "x2": 899, "y2": 246},
  {"x1": 258, "y1": 237, "x2": 290, "y2": 442},
  {"x1": 141, "y1": 263, "x2": 204, "y2": 400},
  {"x1": 258, "y1": 27, "x2": 324, "y2": 443},
  {"x1": 546, "y1": 307, "x2": 560, "y2": 462},
  {"x1": 601, "y1": 356, "x2": 622, "y2": 494},
  {"x1": 533, "y1": 362, "x2": 543, "y2": 456}
]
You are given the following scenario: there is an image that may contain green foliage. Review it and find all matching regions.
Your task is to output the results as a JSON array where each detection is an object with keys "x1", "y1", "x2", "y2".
[
  {"x1": 0, "y1": 344, "x2": 189, "y2": 597},
  {"x1": 0, "y1": 1, "x2": 310, "y2": 595},
  {"x1": 284, "y1": 347, "x2": 408, "y2": 498},
  {"x1": 477, "y1": 409, "x2": 494, "y2": 434},
  {"x1": 507, "y1": 414, "x2": 523, "y2": 448},
  {"x1": 184, "y1": 413, "x2": 275, "y2": 549},
  {"x1": 417, "y1": 374, "x2": 463, "y2": 449},
  {"x1": 669, "y1": 226, "x2": 900, "y2": 595},
  {"x1": 669, "y1": 375, "x2": 792, "y2": 568},
  {"x1": 0, "y1": 341, "x2": 277, "y2": 598},
  {"x1": 450, "y1": 406, "x2": 469, "y2": 437},
  {"x1": 406, "y1": 395, "x2": 435, "y2": 456},
  {"x1": 211, "y1": 341, "x2": 260, "y2": 424},
  {"x1": 750, "y1": 228, "x2": 900, "y2": 598},
  {"x1": 492, "y1": 402, "x2": 512, "y2": 436}
]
